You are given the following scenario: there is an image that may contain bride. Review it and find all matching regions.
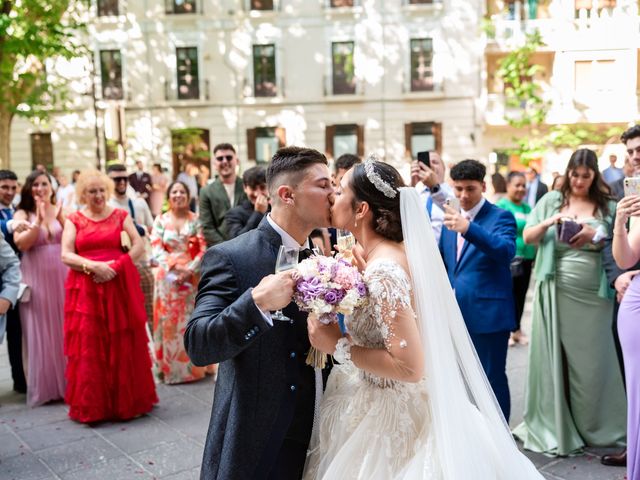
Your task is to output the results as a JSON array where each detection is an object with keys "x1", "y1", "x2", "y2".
[{"x1": 303, "y1": 159, "x2": 543, "y2": 479}]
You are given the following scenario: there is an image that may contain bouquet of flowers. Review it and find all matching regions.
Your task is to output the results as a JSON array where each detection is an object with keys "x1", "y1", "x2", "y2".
[{"x1": 293, "y1": 255, "x2": 368, "y2": 368}]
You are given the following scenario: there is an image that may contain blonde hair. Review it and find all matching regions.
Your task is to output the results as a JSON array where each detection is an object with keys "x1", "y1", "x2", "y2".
[{"x1": 75, "y1": 169, "x2": 114, "y2": 205}]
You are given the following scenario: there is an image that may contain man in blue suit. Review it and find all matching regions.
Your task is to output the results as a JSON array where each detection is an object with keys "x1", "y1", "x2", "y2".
[{"x1": 439, "y1": 159, "x2": 517, "y2": 420}]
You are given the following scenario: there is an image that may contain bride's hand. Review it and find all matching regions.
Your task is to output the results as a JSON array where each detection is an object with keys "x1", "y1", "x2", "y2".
[{"x1": 307, "y1": 314, "x2": 343, "y2": 355}]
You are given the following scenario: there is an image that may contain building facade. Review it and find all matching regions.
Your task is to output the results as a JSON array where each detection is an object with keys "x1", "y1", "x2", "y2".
[
  {"x1": 10, "y1": 0, "x2": 484, "y2": 180},
  {"x1": 482, "y1": 0, "x2": 640, "y2": 178}
]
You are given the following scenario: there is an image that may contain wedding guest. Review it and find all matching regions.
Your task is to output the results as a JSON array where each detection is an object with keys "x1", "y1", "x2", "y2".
[
  {"x1": 129, "y1": 160, "x2": 152, "y2": 204},
  {"x1": 0, "y1": 170, "x2": 30, "y2": 393},
  {"x1": 439, "y1": 159, "x2": 517, "y2": 420},
  {"x1": 490, "y1": 172, "x2": 507, "y2": 203},
  {"x1": 603, "y1": 154, "x2": 625, "y2": 185},
  {"x1": 601, "y1": 125, "x2": 640, "y2": 468},
  {"x1": 199, "y1": 143, "x2": 246, "y2": 247},
  {"x1": 177, "y1": 162, "x2": 200, "y2": 213},
  {"x1": 0, "y1": 235, "x2": 21, "y2": 373},
  {"x1": 14, "y1": 170, "x2": 68, "y2": 406},
  {"x1": 332, "y1": 153, "x2": 361, "y2": 188},
  {"x1": 515, "y1": 148, "x2": 625, "y2": 456},
  {"x1": 496, "y1": 172, "x2": 536, "y2": 347},
  {"x1": 61, "y1": 170, "x2": 157, "y2": 423},
  {"x1": 107, "y1": 164, "x2": 154, "y2": 327},
  {"x1": 150, "y1": 181, "x2": 211, "y2": 384},
  {"x1": 551, "y1": 174, "x2": 564, "y2": 192},
  {"x1": 150, "y1": 163, "x2": 168, "y2": 217},
  {"x1": 525, "y1": 167, "x2": 548, "y2": 207},
  {"x1": 225, "y1": 166, "x2": 269, "y2": 239},
  {"x1": 411, "y1": 151, "x2": 455, "y2": 243},
  {"x1": 56, "y1": 174, "x2": 75, "y2": 210},
  {"x1": 611, "y1": 175, "x2": 640, "y2": 480}
]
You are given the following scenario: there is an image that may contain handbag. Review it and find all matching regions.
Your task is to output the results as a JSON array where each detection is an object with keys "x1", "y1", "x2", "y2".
[
  {"x1": 120, "y1": 231, "x2": 132, "y2": 252},
  {"x1": 556, "y1": 218, "x2": 583, "y2": 244},
  {"x1": 17, "y1": 283, "x2": 31, "y2": 303},
  {"x1": 510, "y1": 256, "x2": 525, "y2": 278}
]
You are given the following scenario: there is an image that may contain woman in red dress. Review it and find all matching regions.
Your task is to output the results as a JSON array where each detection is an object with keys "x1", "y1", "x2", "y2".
[{"x1": 61, "y1": 170, "x2": 157, "y2": 423}]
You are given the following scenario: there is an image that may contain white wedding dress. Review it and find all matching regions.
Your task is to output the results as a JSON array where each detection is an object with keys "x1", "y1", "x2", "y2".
[{"x1": 303, "y1": 188, "x2": 543, "y2": 480}]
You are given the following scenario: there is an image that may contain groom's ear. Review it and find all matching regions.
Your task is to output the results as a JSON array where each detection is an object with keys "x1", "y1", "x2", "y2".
[{"x1": 275, "y1": 184, "x2": 294, "y2": 205}]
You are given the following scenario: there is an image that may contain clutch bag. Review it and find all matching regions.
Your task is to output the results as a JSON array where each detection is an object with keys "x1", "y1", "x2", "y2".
[
  {"x1": 120, "y1": 231, "x2": 132, "y2": 252},
  {"x1": 556, "y1": 218, "x2": 583, "y2": 244}
]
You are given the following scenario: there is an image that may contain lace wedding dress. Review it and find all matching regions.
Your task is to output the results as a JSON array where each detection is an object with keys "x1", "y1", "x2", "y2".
[
  {"x1": 303, "y1": 187, "x2": 543, "y2": 480},
  {"x1": 304, "y1": 259, "x2": 442, "y2": 479}
]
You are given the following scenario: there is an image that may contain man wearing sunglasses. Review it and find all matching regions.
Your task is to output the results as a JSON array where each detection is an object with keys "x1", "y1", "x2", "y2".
[{"x1": 199, "y1": 143, "x2": 247, "y2": 247}]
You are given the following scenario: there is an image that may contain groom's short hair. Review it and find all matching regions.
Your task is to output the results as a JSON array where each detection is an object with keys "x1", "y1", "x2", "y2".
[{"x1": 267, "y1": 147, "x2": 328, "y2": 196}]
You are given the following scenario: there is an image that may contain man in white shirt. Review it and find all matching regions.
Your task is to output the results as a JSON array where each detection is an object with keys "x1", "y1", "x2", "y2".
[
  {"x1": 107, "y1": 164, "x2": 154, "y2": 328},
  {"x1": 410, "y1": 151, "x2": 455, "y2": 243}
]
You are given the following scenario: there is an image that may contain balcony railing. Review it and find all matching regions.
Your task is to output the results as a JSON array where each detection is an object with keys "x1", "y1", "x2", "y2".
[
  {"x1": 164, "y1": 79, "x2": 210, "y2": 101},
  {"x1": 323, "y1": 74, "x2": 364, "y2": 96}
]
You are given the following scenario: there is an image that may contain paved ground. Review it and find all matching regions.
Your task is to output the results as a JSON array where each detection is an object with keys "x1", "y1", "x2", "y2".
[{"x1": 0, "y1": 290, "x2": 627, "y2": 479}]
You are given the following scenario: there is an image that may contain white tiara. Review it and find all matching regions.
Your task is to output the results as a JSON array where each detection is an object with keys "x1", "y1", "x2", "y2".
[{"x1": 364, "y1": 155, "x2": 397, "y2": 199}]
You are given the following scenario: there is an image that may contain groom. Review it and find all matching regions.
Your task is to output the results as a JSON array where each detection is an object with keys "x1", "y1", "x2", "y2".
[{"x1": 185, "y1": 147, "x2": 334, "y2": 480}]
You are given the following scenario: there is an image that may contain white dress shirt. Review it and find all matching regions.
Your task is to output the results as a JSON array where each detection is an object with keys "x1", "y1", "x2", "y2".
[
  {"x1": 415, "y1": 181, "x2": 455, "y2": 243},
  {"x1": 256, "y1": 214, "x2": 310, "y2": 326}
]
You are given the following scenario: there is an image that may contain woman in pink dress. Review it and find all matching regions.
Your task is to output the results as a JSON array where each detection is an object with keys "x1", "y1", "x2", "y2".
[
  {"x1": 13, "y1": 171, "x2": 68, "y2": 407},
  {"x1": 150, "y1": 163, "x2": 168, "y2": 217}
]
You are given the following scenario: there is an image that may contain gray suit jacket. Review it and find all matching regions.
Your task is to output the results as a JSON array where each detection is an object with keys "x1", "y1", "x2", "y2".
[
  {"x1": 185, "y1": 219, "x2": 322, "y2": 480},
  {"x1": 0, "y1": 234, "x2": 21, "y2": 343}
]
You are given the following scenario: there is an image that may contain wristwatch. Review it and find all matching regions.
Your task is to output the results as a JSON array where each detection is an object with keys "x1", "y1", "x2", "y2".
[{"x1": 430, "y1": 183, "x2": 441, "y2": 194}]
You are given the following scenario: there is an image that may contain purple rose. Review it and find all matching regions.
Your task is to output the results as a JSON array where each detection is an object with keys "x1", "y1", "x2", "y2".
[
  {"x1": 296, "y1": 277, "x2": 324, "y2": 303},
  {"x1": 324, "y1": 289, "x2": 340, "y2": 305},
  {"x1": 356, "y1": 282, "x2": 367, "y2": 297}
]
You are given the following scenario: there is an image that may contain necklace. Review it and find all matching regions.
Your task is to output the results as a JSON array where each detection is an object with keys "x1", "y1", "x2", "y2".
[{"x1": 364, "y1": 238, "x2": 386, "y2": 259}]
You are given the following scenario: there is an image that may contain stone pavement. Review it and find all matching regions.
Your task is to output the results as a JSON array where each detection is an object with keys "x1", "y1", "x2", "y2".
[{"x1": 0, "y1": 293, "x2": 627, "y2": 479}]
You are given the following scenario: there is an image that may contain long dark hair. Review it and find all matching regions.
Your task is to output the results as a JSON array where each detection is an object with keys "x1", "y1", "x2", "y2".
[
  {"x1": 349, "y1": 161, "x2": 405, "y2": 242},
  {"x1": 559, "y1": 149, "x2": 612, "y2": 217},
  {"x1": 17, "y1": 170, "x2": 56, "y2": 213}
]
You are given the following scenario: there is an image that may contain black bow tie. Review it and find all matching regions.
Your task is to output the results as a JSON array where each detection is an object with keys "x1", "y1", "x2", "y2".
[{"x1": 298, "y1": 248, "x2": 314, "y2": 262}]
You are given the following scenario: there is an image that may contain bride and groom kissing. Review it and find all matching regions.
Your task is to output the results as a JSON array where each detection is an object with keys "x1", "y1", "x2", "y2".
[{"x1": 185, "y1": 147, "x2": 542, "y2": 480}]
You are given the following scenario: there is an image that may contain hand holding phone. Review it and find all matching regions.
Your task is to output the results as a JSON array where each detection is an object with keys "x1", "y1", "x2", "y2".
[
  {"x1": 444, "y1": 197, "x2": 460, "y2": 213},
  {"x1": 417, "y1": 151, "x2": 431, "y2": 169}
]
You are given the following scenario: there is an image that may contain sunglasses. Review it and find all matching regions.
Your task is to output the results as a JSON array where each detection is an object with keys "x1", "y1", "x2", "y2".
[
  {"x1": 215, "y1": 155, "x2": 234, "y2": 162},
  {"x1": 112, "y1": 176, "x2": 128, "y2": 182}
]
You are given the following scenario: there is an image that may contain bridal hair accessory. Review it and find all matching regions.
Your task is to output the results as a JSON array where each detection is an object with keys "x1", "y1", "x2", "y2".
[{"x1": 364, "y1": 155, "x2": 397, "y2": 199}]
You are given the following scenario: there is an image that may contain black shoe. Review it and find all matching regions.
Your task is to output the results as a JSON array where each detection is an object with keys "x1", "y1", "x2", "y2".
[
  {"x1": 13, "y1": 383, "x2": 26, "y2": 394},
  {"x1": 601, "y1": 449, "x2": 626, "y2": 467}
]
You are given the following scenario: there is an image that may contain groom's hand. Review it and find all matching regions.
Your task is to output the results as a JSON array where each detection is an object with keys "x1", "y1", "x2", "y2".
[{"x1": 252, "y1": 272, "x2": 296, "y2": 312}]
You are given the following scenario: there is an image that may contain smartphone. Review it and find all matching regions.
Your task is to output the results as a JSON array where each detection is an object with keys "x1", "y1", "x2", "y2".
[
  {"x1": 623, "y1": 177, "x2": 640, "y2": 197},
  {"x1": 444, "y1": 197, "x2": 460, "y2": 212},
  {"x1": 417, "y1": 151, "x2": 431, "y2": 168}
]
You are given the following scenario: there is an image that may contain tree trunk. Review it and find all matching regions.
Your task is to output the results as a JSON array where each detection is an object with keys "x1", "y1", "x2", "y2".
[{"x1": 0, "y1": 109, "x2": 12, "y2": 170}]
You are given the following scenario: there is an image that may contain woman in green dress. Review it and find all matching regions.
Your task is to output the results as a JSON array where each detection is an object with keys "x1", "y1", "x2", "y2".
[
  {"x1": 514, "y1": 149, "x2": 626, "y2": 456},
  {"x1": 497, "y1": 171, "x2": 537, "y2": 346}
]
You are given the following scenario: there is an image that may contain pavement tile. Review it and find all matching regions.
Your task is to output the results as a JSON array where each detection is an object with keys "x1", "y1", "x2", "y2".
[
  {"x1": 98, "y1": 415, "x2": 179, "y2": 453},
  {"x1": 0, "y1": 430, "x2": 29, "y2": 458},
  {"x1": 149, "y1": 393, "x2": 209, "y2": 422},
  {"x1": 61, "y1": 456, "x2": 153, "y2": 480},
  {"x1": 35, "y1": 435, "x2": 121, "y2": 475},
  {"x1": 159, "y1": 411, "x2": 209, "y2": 444},
  {"x1": 0, "y1": 403, "x2": 68, "y2": 431},
  {"x1": 130, "y1": 440, "x2": 202, "y2": 477},
  {"x1": 17, "y1": 419, "x2": 94, "y2": 452},
  {"x1": 160, "y1": 467, "x2": 200, "y2": 479},
  {"x1": 0, "y1": 451, "x2": 53, "y2": 480},
  {"x1": 540, "y1": 452, "x2": 627, "y2": 480}
]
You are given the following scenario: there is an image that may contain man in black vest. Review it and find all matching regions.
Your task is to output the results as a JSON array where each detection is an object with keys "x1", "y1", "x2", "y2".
[{"x1": 185, "y1": 147, "x2": 334, "y2": 480}]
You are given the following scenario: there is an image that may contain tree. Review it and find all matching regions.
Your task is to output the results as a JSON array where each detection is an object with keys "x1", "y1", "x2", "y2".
[{"x1": 0, "y1": 1, "x2": 87, "y2": 169}]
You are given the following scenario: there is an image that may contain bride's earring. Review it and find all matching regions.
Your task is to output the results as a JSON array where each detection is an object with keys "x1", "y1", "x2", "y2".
[{"x1": 354, "y1": 218, "x2": 358, "y2": 228}]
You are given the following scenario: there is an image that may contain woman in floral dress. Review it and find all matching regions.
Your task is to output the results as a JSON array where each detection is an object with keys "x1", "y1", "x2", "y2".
[{"x1": 150, "y1": 181, "x2": 212, "y2": 384}]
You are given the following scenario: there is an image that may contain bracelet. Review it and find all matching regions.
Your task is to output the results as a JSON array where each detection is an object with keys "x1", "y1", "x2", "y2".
[
  {"x1": 333, "y1": 337, "x2": 353, "y2": 365},
  {"x1": 81, "y1": 263, "x2": 91, "y2": 275}
]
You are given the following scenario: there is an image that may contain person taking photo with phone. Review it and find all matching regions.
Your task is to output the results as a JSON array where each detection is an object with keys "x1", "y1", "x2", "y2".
[
  {"x1": 600, "y1": 124, "x2": 640, "y2": 472},
  {"x1": 515, "y1": 149, "x2": 625, "y2": 458},
  {"x1": 411, "y1": 151, "x2": 455, "y2": 243},
  {"x1": 438, "y1": 159, "x2": 517, "y2": 421}
]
